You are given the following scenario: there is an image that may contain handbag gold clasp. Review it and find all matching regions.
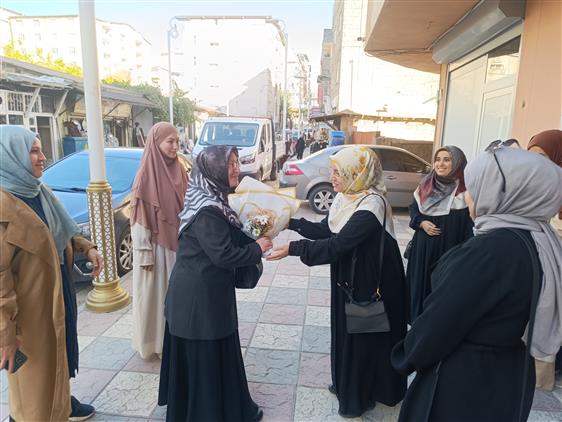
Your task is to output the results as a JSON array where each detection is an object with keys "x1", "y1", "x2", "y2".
[{"x1": 375, "y1": 288, "x2": 381, "y2": 301}]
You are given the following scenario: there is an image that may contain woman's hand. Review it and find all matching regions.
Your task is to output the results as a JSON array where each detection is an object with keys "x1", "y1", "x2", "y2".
[
  {"x1": 256, "y1": 237, "x2": 273, "y2": 254},
  {"x1": 86, "y1": 248, "x2": 104, "y2": 277},
  {"x1": 267, "y1": 244, "x2": 289, "y2": 261},
  {"x1": 0, "y1": 339, "x2": 20, "y2": 373},
  {"x1": 420, "y1": 221, "x2": 441, "y2": 236}
]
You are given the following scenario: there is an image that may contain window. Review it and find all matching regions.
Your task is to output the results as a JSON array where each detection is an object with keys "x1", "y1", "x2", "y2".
[
  {"x1": 486, "y1": 37, "x2": 520, "y2": 83},
  {"x1": 0, "y1": 115, "x2": 7, "y2": 124},
  {"x1": 399, "y1": 152, "x2": 429, "y2": 173},
  {"x1": 199, "y1": 122, "x2": 259, "y2": 147},
  {"x1": 375, "y1": 149, "x2": 403, "y2": 172},
  {"x1": 52, "y1": 47, "x2": 58, "y2": 55},
  {"x1": 210, "y1": 42, "x2": 219, "y2": 47},
  {"x1": 69, "y1": 47, "x2": 76, "y2": 56},
  {"x1": 8, "y1": 115, "x2": 24, "y2": 125}
]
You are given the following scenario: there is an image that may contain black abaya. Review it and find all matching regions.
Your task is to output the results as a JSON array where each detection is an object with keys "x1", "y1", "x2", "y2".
[{"x1": 289, "y1": 211, "x2": 407, "y2": 417}]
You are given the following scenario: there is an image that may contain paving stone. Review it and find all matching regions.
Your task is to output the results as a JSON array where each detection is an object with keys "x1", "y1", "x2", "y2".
[
  {"x1": 363, "y1": 402, "x2": 402, "y2": 421},
  {"x1": 239, "y1": 322, "x2": 257, "y2": 347},
  {"x1": 272, "y1": 274, "x2": 309, "y2": 289},
  {"x1": 527, "y1": 410, "x2": 562, "y2": 422},
  {"x1": 92, "y1": 371, "x2": 159, "y2": 417},
  {"x1": 276, "y1": 263, "x2": 310, "y2": 276},
  {"x1": 306, "y1": 305, "x2": 331, "y2": 327},
  {"x1": 236, "y1": 286, "x2": 269, "y2": 302},
  {"x1": 266, "y1": 287, "x2": 307, "y2": 305},
  {"x1": 151, "y1": 404, "x2": 167, "y2": 420},
  {"x1": 70, "y1": 368, "x2": 116, "y2": 404},
  {"x1": 83, "y1": 414, "x2": 148, "y2": 422},
  {"x1": 308, "y1": 289, "x2": 331, "y2": 306},
  {"x1": 258, "y1": 272, "x2": 274, "y2": 286},
  {"x1": 301, "y1": 325, "x2": 331, "y2": 354},
  {"x1": 262, "y1": 261, "x2": 279, "y2": 274},
  {"x1": 294, "y1": 386, "x2": 361, "y2": 421},
  {"x1": 78, "y1": 335, "x2": 96, "y2": 352},
  {"x1": 124, "y1": 353, "x2": 161, "y2": 374},
  {"x1": 250, "y1": 323, "x2": 303, "y2": 351},
  {"x1": 259, "y1": 303, "x2": 306, "y2": 325},
  {"x1": 532, "y1": 390, "x2": 562, "y2": 412},
  {"x1": 80, "y1": 337, "x2": 136, "y2": 370},
  {"x1": 309, "y1": 276, "x2": 331, "y2": 290},
  {"x1": 77, "y1": 311, "x2": 123, "y2": 337},
  {"x1": 102, "y1": 313, "x2": 134, "y2": 339},
  {"x1": 244, "y1": 348, "x2": 300, "y2": 385},
  {"x1": 248, "y1": 383, "x2": 295, "y2": 421},
  {"x1": 0, "y1": 371, "x2": 7, "y2": 403},
  {"x1": 310, "y1": 265, "x2": 331, "y2": 277},
  {"x1": 0, "y1": 404, "x2": 8, "y2": 421},
  {"x1": 298, "y1": 352, "x2": 331, "y2": 388},
  {"x1": 237, "y1": 301, "x2": 264, "y2": 322}
]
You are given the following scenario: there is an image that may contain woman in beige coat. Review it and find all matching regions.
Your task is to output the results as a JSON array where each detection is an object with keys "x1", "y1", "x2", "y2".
[{"x1": 0, "y1": 126, "x2": 102, "y2": 421}]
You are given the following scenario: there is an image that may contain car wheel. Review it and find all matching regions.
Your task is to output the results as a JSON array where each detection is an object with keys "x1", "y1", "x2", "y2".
[
  {"x1": 309, "y1": 184, "x2": 335, "y2": 214},
  {"x1": 269, "y1": 161, "x2": 278, "y2": 181},
  {"x1": 116, "y1": 225, "x2": 133, "y2": 275}
]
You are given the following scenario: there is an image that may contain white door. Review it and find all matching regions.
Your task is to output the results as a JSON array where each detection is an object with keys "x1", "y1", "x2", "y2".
[{"x1": 476, "y1": 85, "x2": 516, "y2": 152}]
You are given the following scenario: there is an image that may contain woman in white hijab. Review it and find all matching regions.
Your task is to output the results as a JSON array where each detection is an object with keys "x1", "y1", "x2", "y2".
[
  {"x1": 391, "y1": 144, "x2": 562, "y2": 422},
  {"x1": 269, "y1": 146, "x2": 408, "y2": 418}
]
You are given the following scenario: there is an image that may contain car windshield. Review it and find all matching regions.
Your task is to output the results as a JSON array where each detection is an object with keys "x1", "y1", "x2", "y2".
[
  {"x1": 199, "y1": 122, "x2": 259, "y2": 147},
  {"x1": 42, "y1": 154, "x2": 140, "y2": 193}
]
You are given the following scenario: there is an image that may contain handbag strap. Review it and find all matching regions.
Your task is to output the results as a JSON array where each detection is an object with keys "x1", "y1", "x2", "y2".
[
  {"x1": 348, "y1": 193, "x2": 387, "y2": 301},
  {"x1": 506, "y1": 229, "x2": 541, "y2": 422}
]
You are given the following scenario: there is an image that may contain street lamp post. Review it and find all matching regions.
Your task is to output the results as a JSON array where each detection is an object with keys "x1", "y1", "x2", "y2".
[
  {"x1": 167, "y1": 19, "x2": 179, "y2": 125},
  {"x1": 78, "y1": 0, "x2": 129, "y2": 312},
  {"x1": 266, "y1": 18, "x2": 288, "y2": 142}
]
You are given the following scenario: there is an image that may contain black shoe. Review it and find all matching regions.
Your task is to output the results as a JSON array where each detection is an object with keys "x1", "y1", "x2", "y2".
[
  {"x1": 328, "y1": 384, "x2": 336, "y2": 395},
  {"x1": 69, "y1": 396, "x2": 95, "y2": 421},
  {"x1": 253, "y1": 408, "x2": 264, "y2": 422}
]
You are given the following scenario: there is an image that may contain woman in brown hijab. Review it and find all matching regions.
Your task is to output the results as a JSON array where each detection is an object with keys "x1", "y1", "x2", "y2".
[
  {"x1": 130, "y1": 122, "x2": 188, "y2": 359},
  {"x1": 528, "y1": 129, "x2": 562, "y2": 391}
]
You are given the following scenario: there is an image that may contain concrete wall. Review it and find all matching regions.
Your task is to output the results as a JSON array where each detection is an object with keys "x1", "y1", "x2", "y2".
[{"x1": 511, "y1": 0, "x2": 562, "y2": 144}]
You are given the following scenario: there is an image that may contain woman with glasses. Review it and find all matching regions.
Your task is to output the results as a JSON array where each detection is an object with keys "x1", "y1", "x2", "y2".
[
  {"x1": 268, "y1": 146, "x2": 408, "y2": 418},
  {"x1": 406, "y1": 146, "x2": 473, "y2": 321},
  {"x1": 392, "y1": 145, "x2": 562, "y2": 422},
  {"x1": 130, "y1": 122, "x2": 188, "y2": 360},
  {"x1": 528, "y1": 129, "x2": 562, "y2": 391},
  {"x1": 158, "y1": 146, "x2": 272, "y2": 422}
]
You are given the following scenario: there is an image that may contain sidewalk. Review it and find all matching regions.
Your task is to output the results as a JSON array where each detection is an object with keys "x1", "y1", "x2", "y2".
[{"x1": 1, "y1": 207, "x2": 561, "y2": 421}]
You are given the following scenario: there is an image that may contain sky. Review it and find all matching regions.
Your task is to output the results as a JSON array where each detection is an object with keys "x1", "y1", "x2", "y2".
[{"x1": 2, "y1": 0, "x2": 335, "y2": 84}]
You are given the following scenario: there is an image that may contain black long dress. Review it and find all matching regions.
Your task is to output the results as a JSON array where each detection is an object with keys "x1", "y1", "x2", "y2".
[
  {"x1": 15, "y1": 194, "x2": 79, "y2": 378},
  {"x1": 289, "y1": 210, "x2": 407, "y2": 417},
  {"x1": 406, "y1": 200, "x2": 473, "y2": 321},
  {"x1": 392, "y1": 229, "x2": 538, "y2": 422},
  {"x1": 159, "y1": 206, "x2": 262, "y2": 422}
]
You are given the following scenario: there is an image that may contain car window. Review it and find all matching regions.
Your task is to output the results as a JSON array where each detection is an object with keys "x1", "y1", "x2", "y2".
[
  {"x1": 375, "y1": 149, "x2": 403, "y2": 172},
  {"x1": 399, "y1": 152, "x2": 428, "y2": 173},
  {"x1": 199, "y1": 122, "x2": 259, "y2": 147},
  {"x1": 43, "y1": 154, "x2": 140, "y2": 193}
]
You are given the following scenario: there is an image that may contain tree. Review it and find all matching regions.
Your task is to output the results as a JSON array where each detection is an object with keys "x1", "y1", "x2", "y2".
[{"x1": 3, "y1": 42, "x2": 84, "y2": 77}]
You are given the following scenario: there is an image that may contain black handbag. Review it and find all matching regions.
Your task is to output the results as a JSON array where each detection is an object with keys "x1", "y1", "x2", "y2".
[
  {"x1": 340, "y1": 194, "x2": 391, "y2": 334},
  {"x1": 403, "y1": 240, "x2": 413, "y2": 259},
  {"x1": 234, "y1": 262, "x2": 263, "y2": 289}
]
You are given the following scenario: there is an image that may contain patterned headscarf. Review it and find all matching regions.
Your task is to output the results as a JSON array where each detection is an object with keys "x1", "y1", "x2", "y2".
[
  {"x1": 178, "y1": 145, "x2": 241, "y2": 234},
  {"x1": 416, "y1": 145, "x2": 467, "y2": 215},
  {"x1": 327, "y1": 146, "x2": 394, "y2": 237},
  {"x1": 0, "y1": 125, "x2": 79, "y2": 260},
  {"x1": 465, "y1": 146, "x2": 562, "y2": 359}
]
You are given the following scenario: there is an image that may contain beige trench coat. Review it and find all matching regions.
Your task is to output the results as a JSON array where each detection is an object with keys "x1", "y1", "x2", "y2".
[{"x1": 0, "y1": 190, "x2": 94, "y2": 421}]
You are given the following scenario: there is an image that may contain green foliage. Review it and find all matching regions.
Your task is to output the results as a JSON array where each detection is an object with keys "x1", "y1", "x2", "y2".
[{"x1": 3, "y1": 42, "x2": 84, "y2": 77}]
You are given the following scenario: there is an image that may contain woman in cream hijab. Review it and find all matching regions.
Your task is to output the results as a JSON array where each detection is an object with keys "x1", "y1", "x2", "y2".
[{"x1": 269, "y1": 146, "x2": 408, "y2": 418}]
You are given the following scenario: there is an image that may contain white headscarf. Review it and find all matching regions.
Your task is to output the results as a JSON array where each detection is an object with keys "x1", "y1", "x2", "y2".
[
  {"x1": 465, "y1": 147, "x2": 562, "y2": 359},
  {"x1": 327, "y1": 146, "x2": 395, "y2": 238}
]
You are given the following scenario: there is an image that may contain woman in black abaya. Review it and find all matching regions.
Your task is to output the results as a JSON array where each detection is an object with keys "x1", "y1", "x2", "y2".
[
  {"x1": 406, "y1": 145, "x2": 473, "y2": 321},
  {"x1": 268, "y1": 146, "x2": 407, "y2": 418}
]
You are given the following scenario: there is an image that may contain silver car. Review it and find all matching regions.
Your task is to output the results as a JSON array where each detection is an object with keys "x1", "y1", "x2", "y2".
[{"x1": 279, "y1": 145, "x2": 431, "y2": 214}]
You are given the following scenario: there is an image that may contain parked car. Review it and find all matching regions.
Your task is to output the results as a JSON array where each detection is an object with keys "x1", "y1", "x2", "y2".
[
  {"x1": 42, "y1": 148, "x2": 191, "y2": 282},
  {"x1": 279, "y1": 145, "x2": 431, "y2": 214}
]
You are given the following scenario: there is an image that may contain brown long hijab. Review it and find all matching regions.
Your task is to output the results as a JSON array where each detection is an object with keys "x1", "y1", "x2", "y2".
[{"x1": 130, "y1": 122, "x2": 188, "y2": 251}]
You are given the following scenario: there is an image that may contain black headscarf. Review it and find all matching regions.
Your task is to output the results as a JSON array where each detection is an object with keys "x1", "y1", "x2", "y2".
[{"x1": 178, "y1": 145, "x2": 241, "y2": 234}]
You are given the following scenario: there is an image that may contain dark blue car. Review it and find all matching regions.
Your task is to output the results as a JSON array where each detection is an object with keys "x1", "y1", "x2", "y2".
[{"x1": 42, "y1": 148, "x2": 144, "y2": 280}]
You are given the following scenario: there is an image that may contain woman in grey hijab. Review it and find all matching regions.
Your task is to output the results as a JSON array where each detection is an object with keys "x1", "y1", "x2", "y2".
[{"x1": 391, "y1": 145, "x2": 562, "y2": 422}]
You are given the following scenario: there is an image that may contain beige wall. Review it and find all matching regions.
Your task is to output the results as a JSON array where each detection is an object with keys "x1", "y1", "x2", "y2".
[{"x1": 511, "y1": 0, "x2": 562, "y2": 146}]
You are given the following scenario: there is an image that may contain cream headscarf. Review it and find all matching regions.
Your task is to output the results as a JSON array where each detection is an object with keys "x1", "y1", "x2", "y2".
[{"x1": 328, "y1": 146, "x2": 395, "y2": 238}]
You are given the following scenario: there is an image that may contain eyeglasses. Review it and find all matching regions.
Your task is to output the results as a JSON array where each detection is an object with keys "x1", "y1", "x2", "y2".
[{"x1": 484, "y1": 139, "x2": 520, "y2": 193}]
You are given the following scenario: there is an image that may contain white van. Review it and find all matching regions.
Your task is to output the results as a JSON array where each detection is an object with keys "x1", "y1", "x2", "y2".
[{"x1": 192, "y1": 117, "x2": 278, "y2": 181}]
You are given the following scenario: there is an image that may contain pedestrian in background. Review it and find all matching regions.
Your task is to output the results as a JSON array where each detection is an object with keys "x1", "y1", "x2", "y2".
[
  {"x1": 268, "y1": 146, "x2": 407, "y2": 418},
  {"x1": 295, "y1": 135, "x2": 306, "y2": 160},
  {"x1": 406, "y1": 146, "x2": 473, "y2": 321},
  {"x1": 132, "y1": 121, "x2": 145, "y2": 148},
  {"x1": 130, "y1": 122, "x2": 188, "y2": 360},
  {"x1": 528, "y1": 129, "x2": 562, "y2": 390},
  {"x1": 158, "y1": 145, "x2": 271, "y2": 422},
  {"x1": 392, "y1": 145, "x2": 562, "y2": 422},
  {"x1": 0, "y1": 126, "x2": 103, "y2": 422}
]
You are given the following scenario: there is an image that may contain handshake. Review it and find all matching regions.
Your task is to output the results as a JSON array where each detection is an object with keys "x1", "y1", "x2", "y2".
[{"x1": 254, "y1": 237, "x2": 289, "y2": 261}]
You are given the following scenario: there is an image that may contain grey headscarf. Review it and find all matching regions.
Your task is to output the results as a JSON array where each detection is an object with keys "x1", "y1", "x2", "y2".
[
  {"x1": 465, "y1": 146, "x2": 562, "y2": 359},
  {"x1": 0, "y1": 125, "x2": 79, "y2": 260},
  {"x1": 178, "y1": 145, "x2": 241, "y2": 234}
]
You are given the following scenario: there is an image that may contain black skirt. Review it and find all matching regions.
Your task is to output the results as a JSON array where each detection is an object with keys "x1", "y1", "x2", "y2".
[{"x1": 158, "y1": 325, "x2": 259, "y2": 422}]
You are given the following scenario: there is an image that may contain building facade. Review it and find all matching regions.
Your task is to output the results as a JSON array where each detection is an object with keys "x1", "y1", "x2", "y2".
[
  {"x1": 318, "y1": 28, "x2": 333, "y2": 115},
  {"x1": 6, "y1": 14, "x2": 152, "y2": 85},
  {"x1": 365, "y1": 0, "x2": 562, "y2": 158}
]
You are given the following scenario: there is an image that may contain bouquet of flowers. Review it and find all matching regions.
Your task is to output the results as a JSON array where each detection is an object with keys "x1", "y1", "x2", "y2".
[{"x1": 229, "y1": 177, "x2": 300, "y2": 240}]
